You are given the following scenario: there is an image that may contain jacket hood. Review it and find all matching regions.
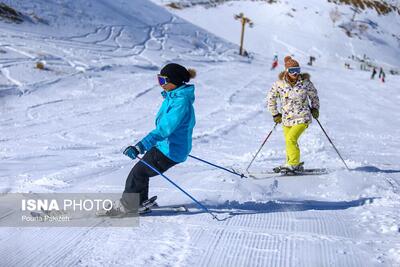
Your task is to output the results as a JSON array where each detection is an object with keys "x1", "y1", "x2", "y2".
[
  {"x1": 278, "y1": 71, "x2": 310, "y2": 81},
  {"x1": 162, "y1": 84, "x2": 195, "y2": 104}
]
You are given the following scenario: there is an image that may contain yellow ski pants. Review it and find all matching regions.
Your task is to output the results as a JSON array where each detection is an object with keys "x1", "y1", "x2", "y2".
[{"x1": 283, "y1": 123, "x2": 308, "y2": 166}]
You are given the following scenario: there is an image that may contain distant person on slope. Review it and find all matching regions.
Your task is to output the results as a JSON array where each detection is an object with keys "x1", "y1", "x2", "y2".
[
  {"x1": 267, "y1": 56, "x2": 320, "y2": 172},
  {"x1": 379, "y1": 68, "x2": 386, "y2": 83},
  {"x1": 271, "y1": 54, "x2": 278, "y2": 70},
  {"x1": 371, "y1": 67, "x2": 377, "y2": 79},
  {"x1": 379, "y1": 67, "x2": 384, "y2": 79},
  {"x1": 107, "y1": 63, "x2": 196, "y2": 216}
]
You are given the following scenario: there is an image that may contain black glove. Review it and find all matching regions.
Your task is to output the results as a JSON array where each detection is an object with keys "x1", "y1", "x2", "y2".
[
  {"x1": 273, "y1": 113, "x2": 282, "y2": 124},
  {"x1": 311, "y1": 108, "x2": 319, "y2": 119},
  {"x1": 123, "y1": 142, "x2": 144, "y2": 159}
]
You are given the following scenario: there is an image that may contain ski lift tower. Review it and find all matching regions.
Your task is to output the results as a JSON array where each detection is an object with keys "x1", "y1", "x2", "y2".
[{"x1": 234, "y1": 13, "x2": 253, "y2": 56}]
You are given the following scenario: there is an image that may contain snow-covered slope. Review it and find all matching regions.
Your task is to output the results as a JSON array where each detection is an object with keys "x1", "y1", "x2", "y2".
[
  {"x1": 152, "y1": 0, "x2": 400, "y2": 69},
  {"x1": 0, "y1": 0, "x2": 399, "y2": 266},
  {"x1": 0, "y1": 0, "x2": 235, "y2": 96}
]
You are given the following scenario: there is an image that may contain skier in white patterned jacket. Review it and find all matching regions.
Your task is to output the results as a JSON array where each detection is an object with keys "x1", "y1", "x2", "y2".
[{"x1": 267, "y1": 56, "x2": 320, "y2": 171}]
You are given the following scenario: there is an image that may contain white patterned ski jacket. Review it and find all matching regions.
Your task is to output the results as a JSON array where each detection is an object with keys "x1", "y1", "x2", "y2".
[{"x1": 267, "y1": 72, "x2": 320, "y2": 126}]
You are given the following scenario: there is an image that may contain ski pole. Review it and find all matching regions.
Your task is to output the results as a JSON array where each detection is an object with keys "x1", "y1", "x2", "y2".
[
  {"x1": 188, "y1": 155, "x2": 248, "y2": 178},
  {"x1": 245, "y1": 123, "x2": 278, "y2": 172},
  {"x1": 315, "y1": 118, "x2": 350, "y2": 170},
  {"x1": 137, "y1": 156, "x2": 223, "y2": 221}
]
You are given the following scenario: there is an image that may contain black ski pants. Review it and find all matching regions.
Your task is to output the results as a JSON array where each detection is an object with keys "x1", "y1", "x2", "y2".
[{"x1": 122, "y1": 147, "x2": 177, "y2": 209}]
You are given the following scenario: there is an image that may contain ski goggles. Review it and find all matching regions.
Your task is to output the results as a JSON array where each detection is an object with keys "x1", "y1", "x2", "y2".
[
  {"x1": 157, "y1": 75, "x2": 169, "y2": 86},
  {"x1": 287, "y1": 67, "x2": 301, "y2": 75}
]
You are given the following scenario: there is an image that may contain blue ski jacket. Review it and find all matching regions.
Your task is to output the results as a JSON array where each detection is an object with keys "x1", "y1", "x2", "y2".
[{"x1": 140, "y1": 84, "x2": 196, "y2": 163}]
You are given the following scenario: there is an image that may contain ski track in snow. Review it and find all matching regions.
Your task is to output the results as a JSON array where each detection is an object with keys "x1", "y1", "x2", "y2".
[{"x1": 0, "y1": 0, "x2": 400, "y2": 266}]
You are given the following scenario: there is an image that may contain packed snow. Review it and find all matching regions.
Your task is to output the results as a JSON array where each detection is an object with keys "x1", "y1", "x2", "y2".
[{"x1": 0, "y1": 0, "x2": 399, "y2": 266}]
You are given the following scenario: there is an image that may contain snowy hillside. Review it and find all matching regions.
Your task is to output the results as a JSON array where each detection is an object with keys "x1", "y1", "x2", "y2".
[
  {"x1": 152, "y1": 0, "x2": 400, "y2": 69},
  {"x1": 0, "y1": 0, "x2": 235, "y2": 97},
  {"x1": 1, "y1": 0, "x2": 400, "y2": 266}
]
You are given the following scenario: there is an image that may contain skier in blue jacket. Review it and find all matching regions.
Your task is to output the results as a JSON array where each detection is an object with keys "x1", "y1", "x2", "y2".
[{"x1": 110, "y1": 63, "x2": 196, "y2": 215}]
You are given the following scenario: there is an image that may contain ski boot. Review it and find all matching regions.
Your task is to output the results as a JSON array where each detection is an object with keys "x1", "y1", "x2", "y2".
[
  {"x1": 138, "y1": 196, "x2": 158, "y2": 215},
  {"x1": 273, "y1": 162, "x2": 304, "y2": 174},
  {"x1": 96, "y1": 196, "x2": 159, "y2": 216},
  {"x1": 280, "y1": 162, "x2": 305, "y2": 174}
]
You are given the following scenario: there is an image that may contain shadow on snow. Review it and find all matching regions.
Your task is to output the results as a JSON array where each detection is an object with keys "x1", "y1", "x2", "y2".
[
  {"x1": 351, "y1": 165, "x2": 400, "y2": 174},
  {"x1": 144, "y1": 197, "x2": 376, "y2": 221}
]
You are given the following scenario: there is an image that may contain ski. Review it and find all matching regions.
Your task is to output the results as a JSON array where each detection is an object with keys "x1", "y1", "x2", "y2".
[
  {"x1": 139, "y1": 205, "x2": 188, "y2": 215},
  {"x1": 248, "y1": 168, "x2": 329, "y2": 180},
  {"x1": 275, "y1": 167, "x2": 328, "y2": 175},
  {"x1": 139, "y1": 196, "x2": 188, "y2": 215},
  {"x1": 232, "y1": 166, "x2": 328, "y2": 180},
  {"x1": 95, "y1": 196, "x2": 187, "y2": 217}
]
